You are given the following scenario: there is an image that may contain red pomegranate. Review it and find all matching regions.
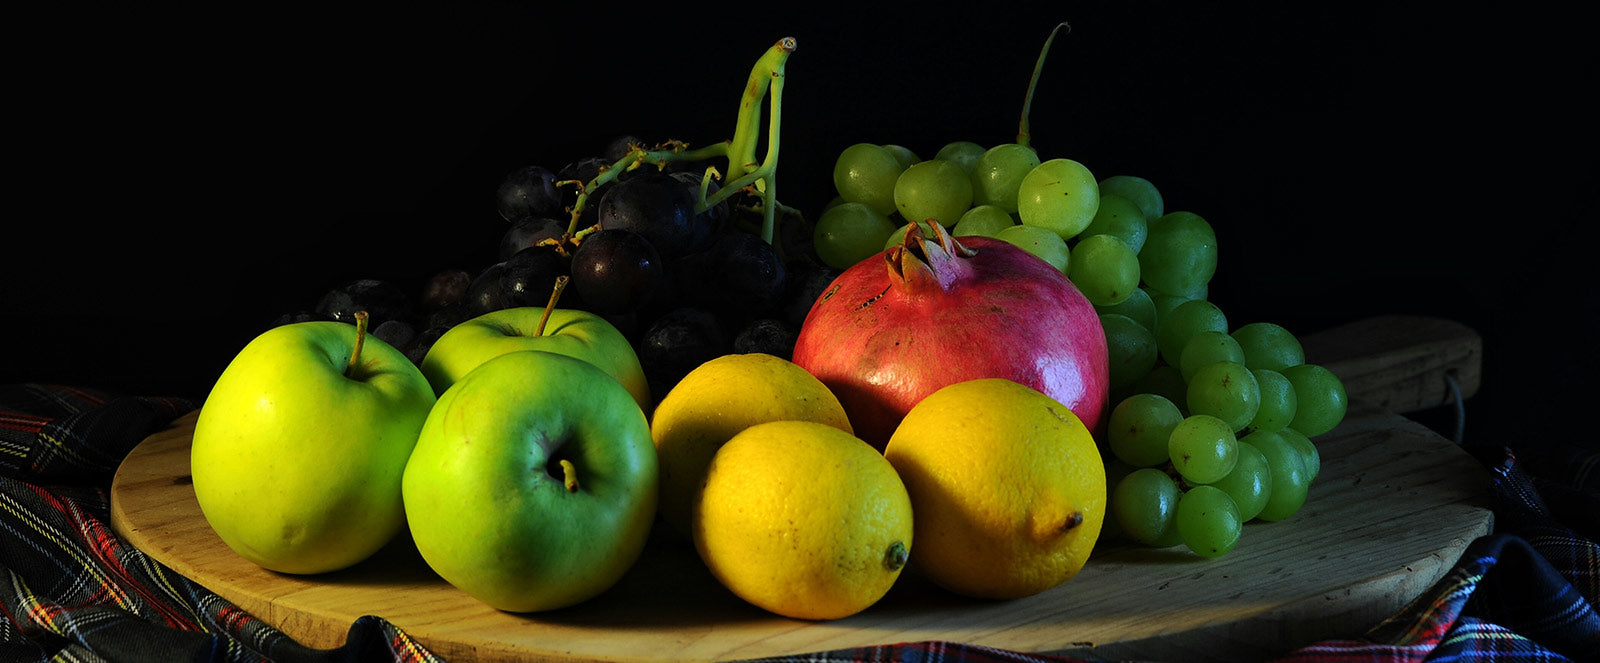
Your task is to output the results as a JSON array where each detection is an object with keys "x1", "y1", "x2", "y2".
[{"x1": 793, "y1": 221, "x2": 1109, "y2": 449}]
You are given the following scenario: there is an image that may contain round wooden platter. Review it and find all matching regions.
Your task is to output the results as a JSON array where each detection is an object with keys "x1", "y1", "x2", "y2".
[{"x1": 109, "y1": 400, "x2": 1492, "y2": 663}]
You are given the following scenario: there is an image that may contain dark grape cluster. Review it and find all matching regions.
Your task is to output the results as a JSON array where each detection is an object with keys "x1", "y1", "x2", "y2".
[{"x1": 271, "y1": 135, "x2": 840, "y2": 400}]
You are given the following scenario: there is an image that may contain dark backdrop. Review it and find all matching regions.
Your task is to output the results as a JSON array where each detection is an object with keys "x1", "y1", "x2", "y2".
[{"x1": 5, "y1": 2, "x2": 1589, "y2": 452}]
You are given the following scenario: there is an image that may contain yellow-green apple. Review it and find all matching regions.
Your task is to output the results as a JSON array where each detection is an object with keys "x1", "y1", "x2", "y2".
[
  {"x1": 419, "y1": 305, "x2": 651, "y2": 412},
  {"x1": 402, "y1": 349, "x2": 659, "y2": 612},
  {"x1": 191, "y1": 314, "x2": 436, "y2": 574}
]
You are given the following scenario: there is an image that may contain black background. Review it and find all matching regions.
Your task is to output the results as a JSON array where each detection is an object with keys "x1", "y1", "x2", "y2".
[{"x1": 4, "y1": 2, "x2": 1591, "y2": 452}]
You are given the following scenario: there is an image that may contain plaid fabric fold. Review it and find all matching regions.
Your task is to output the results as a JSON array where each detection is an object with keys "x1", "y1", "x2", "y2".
[
  {"x1": 0, "y1": 384, "x2": 443, "y2": 662},
  {"x1": 1, "y1": 382, "x2": 1595, "y2": 662}
]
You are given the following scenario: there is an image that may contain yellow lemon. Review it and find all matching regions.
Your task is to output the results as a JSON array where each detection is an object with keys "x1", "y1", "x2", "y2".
[
  {"x1": 693, "y1": 420, "x2": 912, "y2": 620},
  {"x1": 884, "y1": 377, "x2": 1105, "y2": 600},
  {"x1": 650, "y1": 352, "x2": 852, "y2": 537}
]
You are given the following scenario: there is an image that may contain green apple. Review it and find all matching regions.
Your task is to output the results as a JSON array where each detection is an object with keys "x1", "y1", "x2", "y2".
[
  {"x1": 191, "y1": 315, "x2": 436, "y2": 574},
  {"x1": 403, "y1": 349, "x2": 658, "y2": 612},
  {"x1": 419, "y1": 305, "x2": 651, "y2": 412}
]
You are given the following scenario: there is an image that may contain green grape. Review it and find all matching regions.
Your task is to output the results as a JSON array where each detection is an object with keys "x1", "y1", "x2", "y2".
[
  {"x1": 1101, "y1": 313, "x2": 1159, "y2": 392},
  {"x1": 1168, "y1": 414, "x2": 1238, "y2": 484},
  {"x1": 1068, "y1": 234, "x2": 1141, "y2": 306},
  {"x1": 1231, "y1": 322, "x2": 1305, "y2": 372},
  {"x1": 1099, "y1": 456, "x2": 1139, "y2": 544},
  {"x1": 1148, "y1": 289, "x2": 1194, "y2": 335},
  {"x1": 1098, "y1": 174, "x2": 1164, "y2": 221},
  {"x1": 833, "y1": 143, "x2": 905, "y2": 216},
  {"x1": 969, "y1": 143, "x2": 1040, "y2": 213},
  {"x1": 1186, "y1": 361, "x2": 1261, "y2": 432},
  {"x1": 1178, "y1": 330, "x2": 1246, "y2": 383},
  {"x1": 1281, "y1": 363, "x2": 1348, "y2": 437},
  {"x1": 1107, "y1": 392, "x2": 1183, "y2": 467},
  {"x1": 884, "y1": 223, "x2": 910, "y2": 250},
  {"x1": 1127, "y1": 365, "x2": 1189, "y2": 416},
  {"x1": 894, "y1": 159, "x2": 973, "y2": 228},
  {"x1": 1148, "y1": 280, "x2": 1209, "y2": 302},
  {"x1": 1242, "y1": 429, "x2": 1309, "y2": 521},
  {"x1": 1103, "y1": 456, "x2": 1140, "y2": 494},
  {"x1": 952, "y1": 204, "x2": 1016, "y2": 238},
  {"x1": 882, "y1": 144, "x2": 920, "y2": 169},
  {"x1": 995, "y1": 224, "x2": 1070, "y2": 273},
  {"x1": 1017, "y1": 158, "x2": 1100, "y2": 240},
  {"x1": 820, "y1": 196, "x2": 846, "y2": 214},
  {"x1": 1081, "y1": 193, "x2": 1149, "y2": 254},
  {"x1": 1111, "y1": 468, "x2": 1182, "y2": 547},
  {"x1": 1176, "y1": 485, "x2": 1242, "y2": 558},
  {"x1": 934, "y1": 140, "x2": 986, "y2": 174},
  {"x1": 1248, "y1": 368, "x2": 1297, "y2": 432},
  {"x1": 1204, "y1": 441, "x2": 1270, "y2": 522},
  {"x1": 1097, "y1": 286, "x2": 1156, "y2": 332},
  {"x1": 1140, "y1": 211, "x2": 1217, "y2": 298},
  {"x1": 1156, "y1": 298, "x2": 1228, "y2": 367},
  {"x1": 1277, "y1": 427, "x2": 1320, "y2": 482},
  {"x1": 812, "y1": 202, "x2": 896, "y2": 269}
]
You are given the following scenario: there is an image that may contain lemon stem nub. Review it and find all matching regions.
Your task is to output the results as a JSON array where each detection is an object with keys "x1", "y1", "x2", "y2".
[
  {"x1": 1063, "y1": 511, "x2": 1084, "y2": 532},
  {"x1": 345, "y1": 311, "x2": 369, "y2": 377},
  {"x1": 884, "y1": 541, "x2": 909, "y2": 571},
  {"x1": 559, "y1": 459, "x2": 580, "y2": 493}
]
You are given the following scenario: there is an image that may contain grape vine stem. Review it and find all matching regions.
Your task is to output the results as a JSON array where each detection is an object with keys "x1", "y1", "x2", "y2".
[
  {"x1": 556, "y1": 37, "x2": 796, "y2": 248},
  {"x1": 1017, "y1": 22, "x2": 1069, "y2": 148}
]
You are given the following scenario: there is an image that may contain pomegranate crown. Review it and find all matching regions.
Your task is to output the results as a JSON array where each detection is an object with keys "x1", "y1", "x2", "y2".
[{"x1": 885, "y1": 220, "x2": 977, "y2": 294}]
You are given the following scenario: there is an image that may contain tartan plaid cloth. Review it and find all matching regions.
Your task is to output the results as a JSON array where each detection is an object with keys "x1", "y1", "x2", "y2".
[{"x1": 1, "y1": 383, "x2": 1595, "y2": 662}]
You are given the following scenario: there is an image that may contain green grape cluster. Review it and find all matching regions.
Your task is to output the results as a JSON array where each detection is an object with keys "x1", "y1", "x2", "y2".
[
  {"x1": 817, "y1": 140, "x2": 1146, "y2": 310},
  {"x1": 1098, "y1": 230, "x2": 1350, "y2": 558}
]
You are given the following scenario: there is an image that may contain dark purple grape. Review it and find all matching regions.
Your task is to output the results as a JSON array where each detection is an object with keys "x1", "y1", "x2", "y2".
[
  {"x1": 426, "y1": 303, "x2": 472, "y2": 330},
  {"x1": 500, "y1": 244, "x2": 572, "y2": 309},
  {"x1": 667, "y1": 170, "x2": 728, "y2": 254},
  {"x1": 779, "y1": 262, "x2": 841, "y2": 327},
  {"x1": 694, "y1": 232, "x2": 786, "y2": 316},
  {"x1": 315, "y1": 279, "x2": 415, "y2": 328},
  {"x1": 777, "y1": 207, "x2": 818, "y2": 265},
  {"x1": 569, "y1": 229, "x2": 664, "y2": 314},
  {"x1": 421, "y1": 268, "x2": 472, "y2": 311},
  {"x1": 596, "y1": 172, "x2": 697, "y2": 259},
  {"x1": 557, "y1": 156, "x2": 612, "y2": 218},
  {"x1": 732, "y1": 318, "x2": 798, "y2": 359},
  {"x1": 404, "y1": 326, "x2": 450, "y2": 367},
  {"x1": 603, "y1": 134, "x2": 643, "y2": 162},
  {"x1": 270, "y1": 310, "x2": 332, "y2": 328},
  {"x1": 373, "y1": 319, "x2": 417, "y2": 351},
  {"x1": 464, "y1": 263, "x2": 511, "y2": 315},
  {"x1": 496, "y1": 165, "x2": 562, "y2": 222},
  {"x1": 638, "y1": 307, "x2": 729, "y2": 397},
  {"x1": 498, "y1": 217, "x2": 567, "y2": 261}
]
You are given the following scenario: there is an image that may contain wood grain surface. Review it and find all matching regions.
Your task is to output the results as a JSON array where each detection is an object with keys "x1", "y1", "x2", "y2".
[{"x1": 108, "y1": 315, "x2": 1494, "y2": 662}]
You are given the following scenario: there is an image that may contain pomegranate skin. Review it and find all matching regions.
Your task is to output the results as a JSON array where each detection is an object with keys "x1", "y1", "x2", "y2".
[{"x1": 793, "y1": 223, "x2": 1109, "y2": 450}]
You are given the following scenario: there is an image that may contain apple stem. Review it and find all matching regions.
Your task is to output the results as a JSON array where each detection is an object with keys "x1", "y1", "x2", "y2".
[
  {"x1": 345, "y1": 311, "x2": 369, "y2": 377},
  {"x1": 559, "y1": 459, "x2": 580, "y2": 493},
  {"x1": 534, "y1": 275, "x2": 570, "y2": 337}
]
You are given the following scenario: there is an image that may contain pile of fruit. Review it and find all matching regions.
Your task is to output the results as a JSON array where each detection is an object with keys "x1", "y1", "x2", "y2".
[
  {"x1": 812, "y1": 136, "x2": 1346, "y2": 561},
  {"x1": 800, "y1": 23, "x2": 1346, "y2": 561},
  {"x1": 189, "y1": 24, "x2": 1347, "y2": 623}
]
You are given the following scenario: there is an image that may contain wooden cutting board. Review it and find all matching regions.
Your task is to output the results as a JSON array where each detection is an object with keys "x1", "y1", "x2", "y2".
[{"x1": 109, "y1": 315, "x2": 1491, "y2": 662}]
